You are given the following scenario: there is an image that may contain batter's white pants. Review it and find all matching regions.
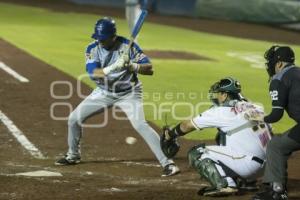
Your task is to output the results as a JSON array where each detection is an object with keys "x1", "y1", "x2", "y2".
[{"x1": 66, "y1": 86, "x2": 174, "y2": 167}]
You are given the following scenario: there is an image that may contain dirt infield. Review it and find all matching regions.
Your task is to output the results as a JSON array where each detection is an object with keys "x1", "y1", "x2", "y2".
[
  {"x1": 0, "y1": 38, "x2": 194, "y2": 200},
  {"x1": 1, "y1": 1, "x2": 300, "y2": 200}
]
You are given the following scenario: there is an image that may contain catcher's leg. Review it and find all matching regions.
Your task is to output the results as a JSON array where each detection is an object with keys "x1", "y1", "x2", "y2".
[
  {"x1": 188, "y1": 144, "x2": 228, "y2": 189},
  {"x1": 188, "y1": 145, "x2": 238, "y2": 197}
]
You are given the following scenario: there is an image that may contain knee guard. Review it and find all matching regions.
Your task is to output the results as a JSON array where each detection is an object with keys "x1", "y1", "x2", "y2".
[
  {"x1": 196, "y1": 158, "x2": 228, "y2": 189},
  {"x1": 187, "y1": 143, "x2": 206, "y2": 168}
]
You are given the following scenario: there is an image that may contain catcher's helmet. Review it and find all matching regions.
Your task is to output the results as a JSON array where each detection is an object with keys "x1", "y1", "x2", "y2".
[
  {"x1": 209, "y1": 77, "x2": 241, "y2": 94},
  {"x1": 209, "y1": 77, "x2": 242, "y2": 105},
  {"x1": 264, "y1": 45, "x2": 295, "y2": 78},
  {"x1": 91, "y1": 17, "x2": 116, "y2": 40}
]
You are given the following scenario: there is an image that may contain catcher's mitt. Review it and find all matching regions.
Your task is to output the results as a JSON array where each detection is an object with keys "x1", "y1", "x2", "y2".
[{"x1": 160, "y1": 125, "x2": 180, "y2": 158}]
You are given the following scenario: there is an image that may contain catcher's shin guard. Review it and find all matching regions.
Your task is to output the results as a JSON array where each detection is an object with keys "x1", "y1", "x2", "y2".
[
  {"x1": 187, "y1": 143, "x2": 206, "y2": 168},
  {"x1": 196, "y1": 158, "x2": 228, "y2": 190}
]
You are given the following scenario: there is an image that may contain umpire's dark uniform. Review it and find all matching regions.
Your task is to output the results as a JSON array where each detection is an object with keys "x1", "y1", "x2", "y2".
[{"x1": 253, "y1": 46, "x2": 300, "y2": 200}]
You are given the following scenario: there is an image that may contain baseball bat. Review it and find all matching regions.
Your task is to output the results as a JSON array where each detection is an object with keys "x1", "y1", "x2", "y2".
[{"x1": 128, "y1": 9, "x2": 148, "y2": 48}]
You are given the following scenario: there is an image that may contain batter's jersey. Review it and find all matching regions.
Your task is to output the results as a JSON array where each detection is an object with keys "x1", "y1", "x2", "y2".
[
  {"x1": 85, "y1": 36, "x2": 150, "y2": 92},
  {"x1": 269, "y1": 65, "x2": 300, "y2": 123},
  {"x1": 191, "y1": 101, "x2": 272, "y2": 159}
]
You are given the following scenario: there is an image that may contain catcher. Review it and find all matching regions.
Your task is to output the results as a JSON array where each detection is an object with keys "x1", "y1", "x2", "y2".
[{"x1": 161, "y1": 77, "x2": 272, "y2": 197}]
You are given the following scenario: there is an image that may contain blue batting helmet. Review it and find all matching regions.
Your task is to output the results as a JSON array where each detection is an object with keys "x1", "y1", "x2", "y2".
[{"x1": 91, "y1": 17, "x2": 116, "y2": 40}]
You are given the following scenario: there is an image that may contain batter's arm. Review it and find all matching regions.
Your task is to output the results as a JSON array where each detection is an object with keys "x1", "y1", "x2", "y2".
[
  {"x1": 92, "y1": 68, "x2": 106, "y2": 78},
  {"x1": 135, "y1": 63, "x2": 153, "y2": 75},
  {"x1": 92, "y1": 56, "x2": 128, "y2": 78},
  {"x1": 86, "y1": 61, "x2": 105, "y2": 78},
  {"x1": 128, "y1": 43, "x2": 152, "y2": 75},
  {"x1": 127, "y1": 52, "x2": 153, "y2": 75}
]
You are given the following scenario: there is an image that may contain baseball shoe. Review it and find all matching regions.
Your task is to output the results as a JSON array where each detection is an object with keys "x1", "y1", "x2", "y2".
[
  {"x1": 161, "y1": 164, "x2": 180, "y2": 177},
  {"x1": 198, "y1": 186, "x2": 238, "y2": 197},
  {"x1": 55, "y1": 155, "x2": 81, "y2": 166},
  {"x1": 252, "y1": 189, "x2": 288, "y2": 200}
]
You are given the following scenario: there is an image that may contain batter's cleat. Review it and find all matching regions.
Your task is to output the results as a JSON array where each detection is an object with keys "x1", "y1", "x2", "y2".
[
  {"x1": 199, "y1": 186, "x2": 238, "y2": 197},
  {"x1": 252, "y1": 189, "x2": 288, "y2": 200},
  {"x1": 161, "y1": 164, "x2": 180, "y2": 177},
  {"x1": 55, "y1": 155, "x2": 81, "y2": 166}
]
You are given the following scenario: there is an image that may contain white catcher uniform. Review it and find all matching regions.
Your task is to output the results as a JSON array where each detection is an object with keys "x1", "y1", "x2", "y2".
[
  {"x1": 66, "y1": 36, "x2": 174, "y2": 167},
  {"x1": 191, "y1": 101, "x2": 272, "y2": 186}
]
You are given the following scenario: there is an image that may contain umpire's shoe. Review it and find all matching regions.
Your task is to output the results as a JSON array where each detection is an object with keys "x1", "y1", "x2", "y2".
[
  {"x1": 161, "y1": 164, "x2": 180, "y2": 177},
  {"x1": 55, "y1": 155, "x2": 81, "y2": 166},
  {"x1": 252, "y1": 188, "x2": 288, "y2": 200}
]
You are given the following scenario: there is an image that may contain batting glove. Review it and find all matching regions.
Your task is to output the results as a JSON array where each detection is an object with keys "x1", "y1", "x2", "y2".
[
  {"x1": 127, "y1": 62, "x2": 140, "y2": 73},
  {"x1": 103, "y1": 57, "x2": 126, "y2": 75}
]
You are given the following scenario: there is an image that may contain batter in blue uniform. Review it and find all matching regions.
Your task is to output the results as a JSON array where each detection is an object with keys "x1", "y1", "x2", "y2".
[{"x1": 55, "y1": 17, "x2": 180, "y2": 177}]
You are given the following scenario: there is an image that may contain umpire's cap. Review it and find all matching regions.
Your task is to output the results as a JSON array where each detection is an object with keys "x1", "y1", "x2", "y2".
[{"x1": 92, "y1": 17, "x2": 116, "y2": 40}]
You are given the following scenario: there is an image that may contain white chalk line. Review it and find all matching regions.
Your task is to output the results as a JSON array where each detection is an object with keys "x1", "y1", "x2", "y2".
[
  {"x1": 0, "y1": 110, "x2": 45, "y2": 159},
  {"x1": 227, "y1": 51, "x2": 265, "y2": 69},
  {"x1": 95, "y1": 157, "x2": 161, "y2": 168},
  {"x1": 15, "y1": 170, "x2": 62, "y2": 177},
  {"x1": 121, "y1": 161, "x2": 160, "y2": 168},
  {"x1": 97, "y1": 187, "x2": 127, "y2": 193},
  {"x1": 0, "y1": 61, "x2": 29, "y2": 82},
  {"x1": 0, "y1": 170, "x2": 62, "y2": 177}
]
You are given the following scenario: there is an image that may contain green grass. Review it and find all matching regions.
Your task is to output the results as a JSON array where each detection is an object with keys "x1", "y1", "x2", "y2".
[{"x1": 0, "y1": 2, "x2": 299, "y2": 140}]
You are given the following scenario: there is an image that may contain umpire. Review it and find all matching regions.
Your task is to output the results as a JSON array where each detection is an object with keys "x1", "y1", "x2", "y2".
[{"x1": 252, "y1": 46, "x2": 300, "y2": 200}]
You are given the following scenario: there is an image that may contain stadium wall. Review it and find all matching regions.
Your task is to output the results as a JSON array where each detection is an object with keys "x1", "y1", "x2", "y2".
[{"x1": 68, "y1": 0, "x2": 300, "y2": 29}]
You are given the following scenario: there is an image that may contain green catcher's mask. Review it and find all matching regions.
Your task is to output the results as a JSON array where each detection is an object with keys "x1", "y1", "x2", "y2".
[{"x1": 209, "y1": 77, "x2": 242, "y2": 106}]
